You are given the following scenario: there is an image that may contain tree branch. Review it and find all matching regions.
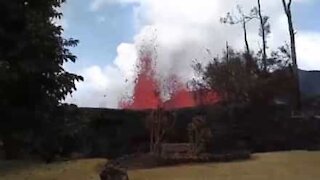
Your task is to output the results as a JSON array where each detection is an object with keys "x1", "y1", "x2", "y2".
[
  {"x1": 281, "y1": 0, "x2": 288, "y2": 13},
  {"x1": 288, "y1": 0, "x2": 292, "y2": 8}
]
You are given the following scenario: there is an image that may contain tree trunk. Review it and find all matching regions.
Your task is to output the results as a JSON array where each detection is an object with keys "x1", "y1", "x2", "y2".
[
  {"x1": 243, "y1": 22, "x2": 250, "y2": 55},
  {"x1": 258, "y1": 0, "x2": 267, "y2": 72},
  {"x1": 150, "y1": 123, "x2": 154, "y2": 153},
  {"x1": 2, "y1": 135, "x2": 21, "y2": 160},
  {"x1": 282, "y1": 0, "x2": 301, "y2": 111}
]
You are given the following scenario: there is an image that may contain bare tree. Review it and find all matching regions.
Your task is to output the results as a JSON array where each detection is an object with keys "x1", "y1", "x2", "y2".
[
  {"x1": 281, "y1": 0, "x2": 301, "y2": 111},
  {"x1": 221, "y1": 5, "x2": 256, "y2": 55},
  {"x1": 187, "y1": 116, "x2": 212, "y2": 155},
  {"x1": 222, "y1": 3, "x2": 271, "y2": 72},
  {"x1": 256, "y1": 0, "x2": 271, "y2": 72},
  {"x1": 146, "y1": 108, "x2": 176, "y2": 155},
  {"x1": 226, "y1": 41, "x2": 230, "y2": 62}
]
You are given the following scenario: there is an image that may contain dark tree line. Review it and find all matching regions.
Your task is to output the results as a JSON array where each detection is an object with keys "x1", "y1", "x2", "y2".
[{"x1": 0, "y1": 0, "x2": 82, "y2": 160}]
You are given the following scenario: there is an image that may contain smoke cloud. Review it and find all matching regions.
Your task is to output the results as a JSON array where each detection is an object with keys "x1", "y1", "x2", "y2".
[{"x1": 66, "y1": 0, "x2": 319, "y2": 108}]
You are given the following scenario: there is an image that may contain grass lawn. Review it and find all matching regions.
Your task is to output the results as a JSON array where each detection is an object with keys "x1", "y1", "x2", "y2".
[
  {"x1": 130, "y1": 151, "x2": 320, "y2": 180},
  {"x1": 0, "y1": 159, "x2": 107, "y2": 180},
  {"x1": 1, "y1": 151, "x2": 320, "y2": 180}
]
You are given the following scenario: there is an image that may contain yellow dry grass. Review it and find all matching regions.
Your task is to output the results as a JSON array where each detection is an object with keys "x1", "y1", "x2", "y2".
[
  {"x1": 0, "y1": 158, "x2": 106, "y2": 180},
  {"x1": 1, "y1": 151, "x2": 320, "y2": 180},
  {"x1": 129, "y1": 151, "x2": 320, "y2": 180}
]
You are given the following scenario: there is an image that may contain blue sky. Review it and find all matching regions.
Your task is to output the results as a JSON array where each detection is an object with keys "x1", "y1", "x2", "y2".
[
  {"x1": 62, "y1": 0, "x2": 319, "y2": 70},
  {"x1": 62, "y1": 0, "x2": 320, "y2": 108},
  {"x1": 63, "y1": 0, "x2": 138, "y2": 69},
  {"x1": 294, "y1": 1, "x2": 320, "y2": 31}
]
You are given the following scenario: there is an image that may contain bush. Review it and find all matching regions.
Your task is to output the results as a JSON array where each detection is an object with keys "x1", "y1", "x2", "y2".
[
  {"x1": 159, "y1": 150, "x2": 251, "y2": 165},
  {"x1": 100, "y1": 161, "x2": 129, "y2": 180}
]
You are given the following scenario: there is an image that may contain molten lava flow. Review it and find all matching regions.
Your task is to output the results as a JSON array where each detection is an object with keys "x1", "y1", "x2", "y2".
[
  {"x1": 163, "y1": 79, "x2": 220, "y2": 109},
  {"x1": 163, "y1": 75, "x2": 196, "y2": 109},
  {"x1": 119, "y1": 53, "x2": 220, "y2": 110},
  {"x1": 193, "y1": 89, "x2": 220, "y2": 106},
  {"x1": 163, "y1": 88, "x2": 196, "y2": 109}
]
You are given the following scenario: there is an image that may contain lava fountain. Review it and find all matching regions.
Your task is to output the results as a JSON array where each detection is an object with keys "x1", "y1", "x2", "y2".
[
  {"x1": 119, "y1": 50, "x2": 220, "y2": 110},
  {"x1": 119, "y1": 53, "x2": 162, "y2": 110}
]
